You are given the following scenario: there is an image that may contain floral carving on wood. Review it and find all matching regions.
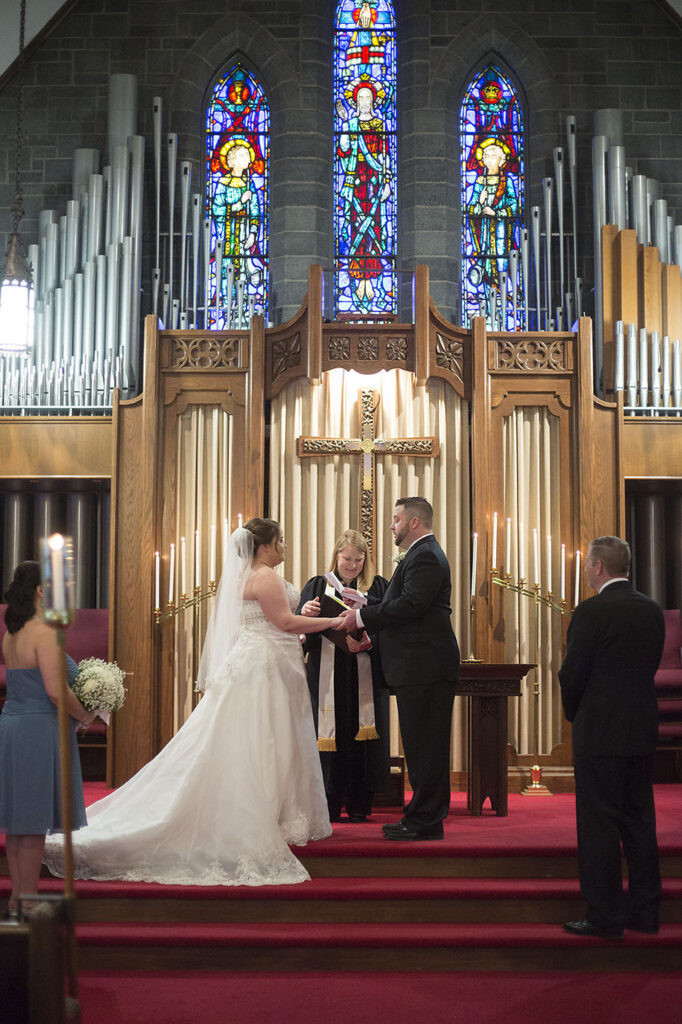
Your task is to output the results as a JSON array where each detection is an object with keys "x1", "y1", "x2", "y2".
[
  {"x1": 358, "y1": 336, "x2": 379, "y2": 360},
  {"x1": 386, "y1": 337, "x2": 407, "y2": 361},
  {"x1": 173, "y1": 337, "x2": 239, "y2": 369},
  {"x1": 329, "y1": 336, "x2": 351, "y2": 361},
  {"x1": 272, "y1": 333, "x2": 302, "y2": 381},
  {"x1": 434, "y1": 333, "x2": 464, "y2": 381},
  {"x1": 496, "y1": 339, "x2": 566, "y2": 372}
]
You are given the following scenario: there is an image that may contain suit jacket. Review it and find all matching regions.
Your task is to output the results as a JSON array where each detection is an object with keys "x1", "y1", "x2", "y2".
[
  {"x1": 558, "y1": 581, "x2": 665, "y2": 757},
  {"x1": 360, "y1": 535, "x2": 460, "y2": 690}
]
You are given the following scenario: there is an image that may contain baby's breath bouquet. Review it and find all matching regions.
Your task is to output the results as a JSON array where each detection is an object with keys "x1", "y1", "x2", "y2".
[{"x1": 73, "y1": 657, "x2": 126, "y2": 725}]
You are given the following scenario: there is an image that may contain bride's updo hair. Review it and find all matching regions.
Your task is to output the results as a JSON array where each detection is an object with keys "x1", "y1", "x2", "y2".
[
  {"x1": 4, "y1": 560, "x2": 41, "y2": 634},
  {"x1": 244, "y1": 518, "x2": 281, "y2": 551}
]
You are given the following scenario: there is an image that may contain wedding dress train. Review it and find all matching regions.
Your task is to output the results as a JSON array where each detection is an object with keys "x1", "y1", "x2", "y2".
[{"x1": 43, "y1": 581, "x2": 331, "y2": 886}]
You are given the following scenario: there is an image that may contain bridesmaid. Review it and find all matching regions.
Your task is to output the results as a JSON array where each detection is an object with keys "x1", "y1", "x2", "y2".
[{"x1": 0, "y1": 561, "x2": 95, "y2": 919}]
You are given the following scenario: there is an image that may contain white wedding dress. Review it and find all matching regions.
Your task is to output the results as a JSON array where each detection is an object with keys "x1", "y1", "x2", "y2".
[{"x1": 43, "y1": 579, "x2": 331, "y2": 886}]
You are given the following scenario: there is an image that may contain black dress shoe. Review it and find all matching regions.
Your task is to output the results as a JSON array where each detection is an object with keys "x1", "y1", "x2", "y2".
[
  {"x1": 563, "y1": 919, "x2": 623, "y2": 939},
  {"x1": 381, "y1": 820, "x2": 405, "y2": 833},
  {"x1": 347, "y1": 814, "x2": 367, "y2": 823},
  {"x1": 384, "y1": 823, "x2": 444, "y2": 841}
]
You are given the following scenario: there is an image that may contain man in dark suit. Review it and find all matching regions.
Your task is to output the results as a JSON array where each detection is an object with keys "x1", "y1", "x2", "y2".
[
  {"x1": 339, "y1": 497, "x2": 460, "y2": 840},
  {"x1": 559, "y1": 535, "x2": 665, "y2": 939}
]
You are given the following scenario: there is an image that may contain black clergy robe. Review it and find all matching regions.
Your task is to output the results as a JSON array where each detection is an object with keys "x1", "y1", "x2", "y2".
[{"x1": 299, "y1": 574, "x2": 390, "y2": 819}]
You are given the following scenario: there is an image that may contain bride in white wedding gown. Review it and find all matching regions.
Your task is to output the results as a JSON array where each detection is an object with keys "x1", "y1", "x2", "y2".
[{"x1": 43, "y1": 519, "x2": 344, "y2": 886}]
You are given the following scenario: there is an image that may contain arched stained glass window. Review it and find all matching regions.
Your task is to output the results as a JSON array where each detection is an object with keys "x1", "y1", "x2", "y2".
[
  {"x1": 205, "y1": 64, "x2": 270, "y2": 329},
  {"x1": 460, "y1": 65, "x2": 524, "y2": 329},
  {"x1": 333, "y1": 1, "x2": 397, "y2": 318}
]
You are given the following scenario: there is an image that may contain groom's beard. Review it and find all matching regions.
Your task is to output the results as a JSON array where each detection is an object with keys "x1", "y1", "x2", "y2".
[{"x1": 393, "y1": 525, "x2": 409, "y2": 548}]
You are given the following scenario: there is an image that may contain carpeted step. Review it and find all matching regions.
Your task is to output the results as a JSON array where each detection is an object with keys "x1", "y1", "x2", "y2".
[
  {"x1": 73, "y1": 920, "x2": 682, "y2": 972},
  {"x1": 4, "y1": 876, "x2": 682, "y2": 926}
]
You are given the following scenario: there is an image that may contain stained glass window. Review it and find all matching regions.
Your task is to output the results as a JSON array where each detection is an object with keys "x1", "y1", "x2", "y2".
[
  {"x1": 333, "y1": 1, "x2": 397, "y2": 318},
  {"x1": 205, "y1": 65, "x2": 270, "y2": 329},
  {"x1": 461, "y1": 65, "x2": 524, "y2": 330}
]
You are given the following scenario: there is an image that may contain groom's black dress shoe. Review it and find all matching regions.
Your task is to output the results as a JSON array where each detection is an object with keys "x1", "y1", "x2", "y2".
[
  {"x1": 562, "y1": 920, "x2": 623, "y2": 939},
  {"x1": 381, "y1": 820, "x2": 405, "y2": 833},
  {"x1": 384, "y1": 823, "x2": 444, "y2": 841}
]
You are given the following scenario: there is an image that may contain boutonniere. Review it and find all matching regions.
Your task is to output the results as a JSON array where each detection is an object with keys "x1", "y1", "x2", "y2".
[{"x1": 392, "y1": 551, "x2": 406, "y2": 564}]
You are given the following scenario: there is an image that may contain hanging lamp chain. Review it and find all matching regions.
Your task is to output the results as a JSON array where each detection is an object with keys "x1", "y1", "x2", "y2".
[{"x1": 10, "y1": 0, "x2": 27, "y2": 237}]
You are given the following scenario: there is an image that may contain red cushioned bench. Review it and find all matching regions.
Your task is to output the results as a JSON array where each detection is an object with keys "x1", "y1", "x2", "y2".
[{"x1": 0, "y1": 604, "x2": 110, "y2": 780}]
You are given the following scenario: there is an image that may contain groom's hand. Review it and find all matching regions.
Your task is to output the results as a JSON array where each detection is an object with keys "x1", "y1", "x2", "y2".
[
  {"x1": 341, "y1": 587, "x2": 367, "y2": 609},
  {"x1": 339, "y1": 608, "x2": 360, "y2": 632}
]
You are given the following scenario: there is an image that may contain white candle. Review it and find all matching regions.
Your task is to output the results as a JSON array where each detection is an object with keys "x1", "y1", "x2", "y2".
[
  {"x1": 181, "y1": 536, "x2": 187, "y2": 595},
  {"x1": 168, "y1": 543, "x2": 175, "y2": 604},
  {"x1": 210, "y1": 523, "x2": 216, "y2": 582},
  {"x1": 238, "y1": 513, "x2": 243, "y2": 529},
  {"x1": 560, "y1": 543, "x2": 566, "y2": 601},
  {"x1": 470, "y1": 532, "x2": 478, "y2": 597},
  {"x1": 532, "y1": 528, "x2": 539, "y2": 585},
  {"x1": 505, "y1": 517, "x2": 511, "y2": 573},
  {"x1": 519, "y1": 522, "x2": 525, "y2": 580},
  {"x1": 491, "y1": 512, "x2": 498, "y2": 570},
  {"x1": 48, "y1": 533, "x2": 66, "y2": 612},
  {"x1": 574, "y1": 550, "x2": 581, "y2": 607},
  {"x1": 546, "y1": 535, "x2": 552, "y2": 593},
  {"x1": 154, "y1": 551, "x2": 160, "y2": 609},
  {"x1": 195, "y1": 529, "x2": 201, "y2": 588}
]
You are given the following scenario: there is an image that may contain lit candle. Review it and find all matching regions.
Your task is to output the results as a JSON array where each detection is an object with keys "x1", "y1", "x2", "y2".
[
  {"x1": 154, "y1": 551, "x2": 160, "y2": 610},
  {"x1": 505, "y1": 517, "x2": 511, "y2": 573},
  {"x1": 210, "y1": 523, "x2": 216, "y2": 582},
  {"x1": 491, "y1": 512, "x2": 498, "y2": 570},
  {"x1": 546, "y1": 535, "x2": 552, "y2": 593},
  {"x1": 195, "y1": 529, "x2": 201, "y2": 588},
  {"x1": 238, "y1": 513, "x2": 243, "y2": 529},
  {"x1": 574, "y1": 550, "x2": 581, "y2": 607},
  {"x1": 168, "y1": 543, "x2": 175, "y2": 604},
  {"x1": 560, "y1": 544, "x2": 566, "y2": 601},
  {"x1": 532, "y1": 528, "x2": 539, "y2": 586},
  {"x1": 470, "y1": 532, "x2": 478, "y2": 597},
  {"x1": 181, "y1": 536, "x2": 187, "y2": 596},
  {"x1": 48, "y1": 533, "x2": 66, "y2": 612},
  {"x1": 518, "y1": 522, "x2": 525, "y2": 580}
]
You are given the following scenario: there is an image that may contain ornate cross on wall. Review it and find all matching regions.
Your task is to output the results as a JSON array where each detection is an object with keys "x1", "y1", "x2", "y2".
[{"x1": 296, "y1": 388, "x2": 440, "y2": 558}]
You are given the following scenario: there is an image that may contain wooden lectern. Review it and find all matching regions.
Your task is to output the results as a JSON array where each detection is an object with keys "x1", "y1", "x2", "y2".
[{"x1": 458, "y1": 663, "x2": 534, "y2": 817}]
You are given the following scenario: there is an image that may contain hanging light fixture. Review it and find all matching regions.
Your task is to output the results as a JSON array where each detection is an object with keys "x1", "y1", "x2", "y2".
[{"x1": 0, "y1": 0, "x2": 34, "y2": 355}]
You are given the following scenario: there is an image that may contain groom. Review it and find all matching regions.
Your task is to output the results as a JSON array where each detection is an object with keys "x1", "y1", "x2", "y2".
[{"x1": 339, "y1": 497, "x2": 460, "y2": 840}]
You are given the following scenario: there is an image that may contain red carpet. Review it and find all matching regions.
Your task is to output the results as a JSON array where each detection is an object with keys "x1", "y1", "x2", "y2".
[{"x1": 77, "y1": 969, "x2": 682, "y2": 1024}]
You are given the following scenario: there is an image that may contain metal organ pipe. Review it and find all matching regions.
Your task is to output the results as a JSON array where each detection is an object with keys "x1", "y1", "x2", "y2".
[
  {"x1": 653, "y1": 200, "x2": 669, "y2": 264},
  {"x1": 592, "y1": 133, "x2": 608, "y2": 392},
  {"x1": 607, "y1": 145, "x2": 627, "y2": 230},
  {"x1": 128, "y1": 135, "x2": 145, "y2": 389}
]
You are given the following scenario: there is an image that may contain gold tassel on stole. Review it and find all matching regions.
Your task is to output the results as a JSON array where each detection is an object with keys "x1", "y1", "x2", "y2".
[
  {"x1": 318, "y1": 737, "x2": 337, "y2": 752},
  {"x1": 354, "y1": 725, "x2": 379, "y2": 741}
]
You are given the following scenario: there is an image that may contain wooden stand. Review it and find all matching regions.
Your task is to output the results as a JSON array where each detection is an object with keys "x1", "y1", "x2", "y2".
[{"x1": 458, "y1": 663, "x2": 533, "y2": 817}]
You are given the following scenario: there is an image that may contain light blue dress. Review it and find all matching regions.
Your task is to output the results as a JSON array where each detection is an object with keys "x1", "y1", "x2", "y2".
[{"x1": 0, "y1": 654, "x2": 87, "y2": 834}]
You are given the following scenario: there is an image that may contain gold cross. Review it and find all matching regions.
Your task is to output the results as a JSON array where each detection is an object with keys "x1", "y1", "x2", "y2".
[{"x1": 296, "y1": 389, "x2": 440, "y2": 558}]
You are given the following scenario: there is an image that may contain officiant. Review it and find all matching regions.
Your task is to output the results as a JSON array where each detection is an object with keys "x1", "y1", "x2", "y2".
[{"x1": 299, "y1": 530, "x2": 389, "y2": 822}]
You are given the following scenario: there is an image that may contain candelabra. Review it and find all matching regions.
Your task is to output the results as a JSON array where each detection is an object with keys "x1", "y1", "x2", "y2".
[
  {"x1": 489, "y1": 567, "x2": 569, "y2": 795},
  {"x1": 154, "y1": 580, "x2": 217, "y2": 625}
]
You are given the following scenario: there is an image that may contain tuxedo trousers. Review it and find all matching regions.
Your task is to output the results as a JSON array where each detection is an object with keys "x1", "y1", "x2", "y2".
[
  {"x1": 574, "y1": 753, "x2": 661, "y2": 931},
  {"x1": 395, "y1": 681, "x2": 455, "y2": 828}
]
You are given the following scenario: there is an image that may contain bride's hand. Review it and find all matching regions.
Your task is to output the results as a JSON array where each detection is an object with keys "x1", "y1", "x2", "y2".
[{"x1": 301, "y1": 597, "x2": 320, "y2": 617}]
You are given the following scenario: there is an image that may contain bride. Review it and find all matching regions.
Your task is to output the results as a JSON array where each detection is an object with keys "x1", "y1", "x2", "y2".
[{"x1": 43, "y1": 519, "x2": 344, "y2": 886}]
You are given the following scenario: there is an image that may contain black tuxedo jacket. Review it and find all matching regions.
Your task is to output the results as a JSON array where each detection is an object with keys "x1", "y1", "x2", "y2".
[
  {"x1": 360, "y1": 535, "x2": 460, "y2": 690},
  {"x1": 558, "y1": 581, "x2": 665, "y2": 757}
]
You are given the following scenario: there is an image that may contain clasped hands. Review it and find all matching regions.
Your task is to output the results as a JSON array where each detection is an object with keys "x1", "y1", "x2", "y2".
[{"x1": 300, "y1": 590, "x2": 371, "y2": 651}]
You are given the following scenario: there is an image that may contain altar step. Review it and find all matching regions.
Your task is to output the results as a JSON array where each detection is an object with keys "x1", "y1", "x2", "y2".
[
  {"x1": 72, "y1": 920, "x2": 682, "y2": 972},
  {"x1": 4, "y1": 876, "x2": 681, "y2": 927}
]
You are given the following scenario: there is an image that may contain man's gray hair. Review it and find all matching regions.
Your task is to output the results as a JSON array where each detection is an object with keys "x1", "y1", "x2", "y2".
[{"x1": 588, "y1": 536, "x2": 631, "y2": 576}]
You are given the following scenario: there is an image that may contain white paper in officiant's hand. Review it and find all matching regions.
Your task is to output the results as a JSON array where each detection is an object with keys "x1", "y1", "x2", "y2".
[{"x1": 324, "y1": 570, "x2": 344, "y2": 595}]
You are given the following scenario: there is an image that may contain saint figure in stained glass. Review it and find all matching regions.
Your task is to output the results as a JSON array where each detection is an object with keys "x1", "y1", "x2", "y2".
[
  {"x1": 334, "y1": 1, "x2": 397, "y2": 318},
  {"x1": 206, "y1": 66, "x2": 269, "y2": 328},
  {"x1": 461, "y1": 65, "x2": 524, "y2": 329}
]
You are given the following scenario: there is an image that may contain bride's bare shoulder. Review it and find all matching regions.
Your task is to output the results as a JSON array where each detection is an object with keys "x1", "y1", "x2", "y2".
[{"x1": 243, "y1": 565, "x2": 281, "y2": 600}]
